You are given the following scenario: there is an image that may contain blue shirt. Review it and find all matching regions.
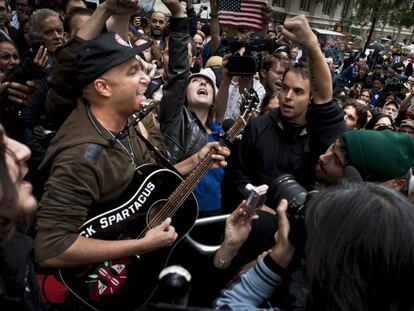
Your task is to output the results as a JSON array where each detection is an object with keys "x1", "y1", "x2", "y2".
[
  {"x1": 193, "y1": 122, "x2": 224, "y2": 212},
  {"x1": 202, "y1": 40, "x2": 225, "y2": 68}
]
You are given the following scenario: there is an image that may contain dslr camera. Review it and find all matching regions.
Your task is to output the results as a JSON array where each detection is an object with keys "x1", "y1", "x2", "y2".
[
  {"x1": 141, "y1": 16, "x2": 149, "y2": 27},
  {"x1": 224, "y1": 38, "x2": 282, "y2": 76},
  {"x1": 267, "y1": 174, "x2": 309, "y2": 257},
  {"x1": 268, "y1": 174, "x2": 307, "y2": 221}
]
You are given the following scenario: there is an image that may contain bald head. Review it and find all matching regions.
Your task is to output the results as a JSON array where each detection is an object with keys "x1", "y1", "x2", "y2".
[{"x1": 150, "y1": 11, "x2": 166, "y2": 40}]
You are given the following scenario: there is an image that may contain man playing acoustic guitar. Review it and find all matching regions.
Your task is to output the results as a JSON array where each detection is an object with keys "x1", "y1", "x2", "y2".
[{"x1": 34, "y1": 0, "x2": 229, "y2": 309}]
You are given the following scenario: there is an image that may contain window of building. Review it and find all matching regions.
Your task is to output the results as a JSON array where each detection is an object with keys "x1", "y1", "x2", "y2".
[
  {"x1": 322, "y1": 0, "x2": 333, "y2": 15},
  {"x1": 341, "y1": 0, "x2": 351, "y2": 18},
  {"x1": 272, "y1": 0, "x2": 284, "y2": 7},
  {"x1": 300, "y1": 0, "x2": 311, "y2": 11}
]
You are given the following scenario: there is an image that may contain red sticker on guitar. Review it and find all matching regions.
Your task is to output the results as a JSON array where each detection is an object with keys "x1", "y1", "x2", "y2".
[{"x1": 86, "y1": 258, "x2": 130, "y2": 301}]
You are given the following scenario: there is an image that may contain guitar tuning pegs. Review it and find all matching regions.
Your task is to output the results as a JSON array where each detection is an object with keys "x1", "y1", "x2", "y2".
[{"x1": 239, "y1": 95, "x2": 246, "y2": 108}]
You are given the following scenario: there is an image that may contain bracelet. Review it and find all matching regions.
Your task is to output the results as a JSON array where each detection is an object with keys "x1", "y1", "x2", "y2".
[
  {"x1": 216, "y1": 249, "x2": 237, "y2": 267},
  {"x1": 209, "y1": 13, "x2": 218, "y2": 18}
]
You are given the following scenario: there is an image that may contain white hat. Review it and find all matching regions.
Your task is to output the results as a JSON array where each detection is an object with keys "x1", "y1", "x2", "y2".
[{"x1": 189, "y1": 68, "x2": 218, "y2": 95}]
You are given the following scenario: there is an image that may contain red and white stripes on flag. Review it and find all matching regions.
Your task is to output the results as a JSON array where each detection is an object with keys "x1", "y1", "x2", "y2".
[{"x1": 217, "y1": 0, "x2": 267, "y2": 32}]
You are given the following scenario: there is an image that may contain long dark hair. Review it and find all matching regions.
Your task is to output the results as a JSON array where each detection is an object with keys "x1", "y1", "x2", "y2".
[
  {"x1": 0, "y1": 129, "x2": 18, "y2": 248},
  {"x1": 342, "y1": 99, "x2": 368, "y2": 129},
  {"x1": 305, "y1": 183, "x2": 414, "y2": 310},
  {"x1": 364, "y1": 113, "x2": 394, "y2": 130}
]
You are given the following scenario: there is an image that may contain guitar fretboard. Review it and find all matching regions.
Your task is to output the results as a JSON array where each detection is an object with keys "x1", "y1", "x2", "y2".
[{"x1": 141, "y1": 91, "x2": 258, "y2": 235}]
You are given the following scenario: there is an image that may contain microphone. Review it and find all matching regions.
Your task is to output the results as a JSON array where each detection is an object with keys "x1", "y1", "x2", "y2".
[
  {"x1": 221, "y1": 118, "x2": 236, "y2": 133},
  {"x1": 343, "y1": 165, "x2": 364, "y2": 183},
  {"x1": 122, "y1": 100, "x2": 160, "y2": 132}
]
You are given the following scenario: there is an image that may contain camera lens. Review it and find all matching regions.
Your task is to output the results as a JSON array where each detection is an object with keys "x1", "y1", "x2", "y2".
[{"x1": 268, "y1": 174, "x2": 307, "y2": 221}]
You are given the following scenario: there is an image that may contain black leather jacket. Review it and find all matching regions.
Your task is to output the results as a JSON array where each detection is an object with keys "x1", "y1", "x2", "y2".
[{"x1": 159, "y1": 17, "x2": 208, "y2": 164}]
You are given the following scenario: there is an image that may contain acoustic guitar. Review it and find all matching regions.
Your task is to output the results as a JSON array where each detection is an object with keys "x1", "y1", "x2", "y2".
[{"x1": 58, "y1": 90, "x2": 259, "y2": 310}]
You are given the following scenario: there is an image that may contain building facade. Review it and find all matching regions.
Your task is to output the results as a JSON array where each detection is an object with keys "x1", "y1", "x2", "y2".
[
  {"x1": 153, "y1": 0, "x2": 413, "y2": 44},
  {"x1": 270, "y1": 0, "x2": 412, "y2": 44}
]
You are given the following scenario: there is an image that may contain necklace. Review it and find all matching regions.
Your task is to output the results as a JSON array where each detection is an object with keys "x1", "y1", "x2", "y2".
[
  {"x1": 106, "y1": 129, "x2": 137, "y2": 168},
  {"x1": 86, "y1": 104, "x2": 136, "y2": 168}
]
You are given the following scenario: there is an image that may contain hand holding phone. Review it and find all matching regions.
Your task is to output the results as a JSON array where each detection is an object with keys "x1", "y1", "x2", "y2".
[
  {"x1": 30, "y1": 40, "x2": 44, "y2": 57},
  {"x1": 244, "y1": 183, "x2": 268, "y2": 219}
]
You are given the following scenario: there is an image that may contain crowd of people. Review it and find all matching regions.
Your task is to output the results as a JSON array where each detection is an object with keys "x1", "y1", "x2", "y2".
[{"x1": 1, "y1": 0, "x2": 414, "y2": 310}]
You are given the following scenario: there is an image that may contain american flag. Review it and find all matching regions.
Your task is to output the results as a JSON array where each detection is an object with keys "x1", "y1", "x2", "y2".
[{"x1": 218, "y1": 0, "x2": 267, "y2": 32}]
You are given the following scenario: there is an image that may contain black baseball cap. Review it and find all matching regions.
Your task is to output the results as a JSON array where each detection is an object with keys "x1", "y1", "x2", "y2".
[{"x1": 76, "y1": 32, "x2": 152, "y2": 88}]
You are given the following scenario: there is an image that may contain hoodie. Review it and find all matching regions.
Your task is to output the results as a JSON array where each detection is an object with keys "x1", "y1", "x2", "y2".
[{"x1": 35, "y1": 101, "x2": 156, "y2": 262}]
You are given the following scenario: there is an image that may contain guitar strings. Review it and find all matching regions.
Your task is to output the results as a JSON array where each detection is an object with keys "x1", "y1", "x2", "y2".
[
  {"x1": 134, "y1": 110, "x2": 251, "y2": 240},
  {"x1": 154, "y1": 120, "x2": 245, "y2": 218},
  {"x1": 142, "y1": 116, "x2": 248, "y2": 236},
  {"x1": 142, "y1": 118, "x2": 246, "y2": 234}
]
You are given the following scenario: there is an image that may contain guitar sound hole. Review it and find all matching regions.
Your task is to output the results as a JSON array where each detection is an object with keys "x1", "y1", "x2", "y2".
[{"x1": 147, "y1": 201, "x2": 169, "y2": 228}]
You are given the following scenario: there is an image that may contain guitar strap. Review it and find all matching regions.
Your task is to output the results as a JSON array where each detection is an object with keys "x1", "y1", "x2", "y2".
[{"x1": 133, "y1": 126, "x2": 183, "y2": 178}]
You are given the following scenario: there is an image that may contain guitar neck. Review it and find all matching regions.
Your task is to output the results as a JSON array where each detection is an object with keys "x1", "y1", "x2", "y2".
[
  {"x1": 153, "y1": 90, "x2": 258, "y2": 222},
  {"x1": 166, "y1": 116, "x2": 248, "y2": 210}
]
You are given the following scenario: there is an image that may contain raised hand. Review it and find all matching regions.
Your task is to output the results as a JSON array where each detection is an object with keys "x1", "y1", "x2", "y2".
[
  {"x1": 33, "y1": 46, "x2": 48, "y2": 69},
  {"x1": 210, "y1": 0, "x2": 218, "y2": 14},
  {"x1": 262, "y1": 2, "x2": 272, "y2": 23},
  {"x1": 214, "y1": 200, "x2": 259, "y2": 269},
  {"x1": 161, "y1": 0, "x2": 185, "y2": 17},
  {"x1": 133, "y1": 15, "x2": 141, "y2": 29},
  {"x1": 104, "y1": 0, "x2": 139, "y2": 15},
  {"x1": 221, "y1": 53, "x2": 231, "y2": 80},
  {"x1": 224, "y1": 201, "x2": 259, "y2": 248},
  {"x1": 277, "y1": 15, "x2": 318, "y2": 50}
]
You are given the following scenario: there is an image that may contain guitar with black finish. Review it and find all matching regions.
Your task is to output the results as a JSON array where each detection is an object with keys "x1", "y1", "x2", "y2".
[{"x1": 58, "y1": 90, "x2": 260, "y2": 310}]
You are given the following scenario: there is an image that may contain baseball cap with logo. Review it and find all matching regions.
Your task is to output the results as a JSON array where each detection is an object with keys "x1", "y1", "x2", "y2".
[{"x1": 76, "y1": 32, "x2": 152, "y2": 88}]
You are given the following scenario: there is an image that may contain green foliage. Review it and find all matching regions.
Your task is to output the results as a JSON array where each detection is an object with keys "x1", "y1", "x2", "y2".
[
  {"x1": 389, "y1": 0, "x2": 414, "y2": 27},
  {"x1": 309, "y1": 0, "x2": 414, "y2": 50}
]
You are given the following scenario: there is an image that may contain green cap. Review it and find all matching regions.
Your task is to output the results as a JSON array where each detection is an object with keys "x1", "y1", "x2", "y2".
[{"x1": 343, "y1": 130, "x2": 414, "y2": 182}]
